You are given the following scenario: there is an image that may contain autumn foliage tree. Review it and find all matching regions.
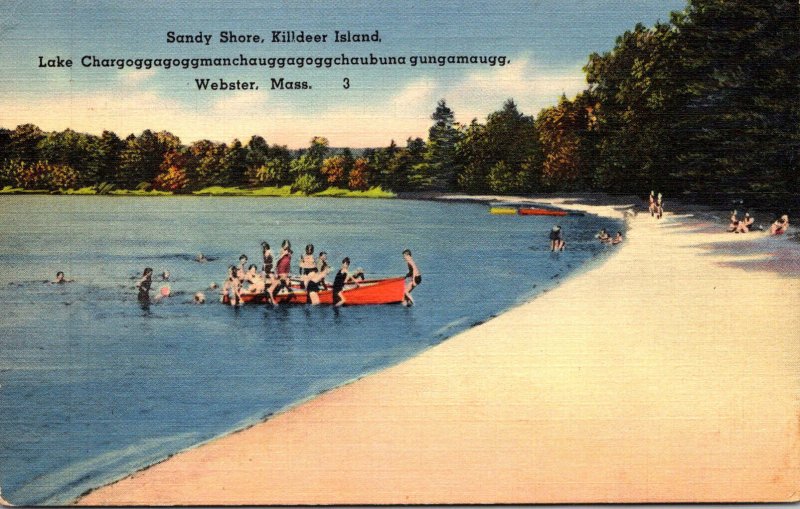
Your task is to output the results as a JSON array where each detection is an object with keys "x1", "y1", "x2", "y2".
[{"x1": 348, "y1": 157, "x2": 371, "y2": 190}]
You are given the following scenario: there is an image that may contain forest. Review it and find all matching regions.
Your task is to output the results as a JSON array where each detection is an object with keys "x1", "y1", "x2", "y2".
[{"x1": 1, "y1": 0, "x2": 797, "y2": 207}]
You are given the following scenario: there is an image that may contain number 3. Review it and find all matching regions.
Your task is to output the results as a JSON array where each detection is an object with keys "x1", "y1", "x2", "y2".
[{"x1": 343, "y1": 77, "x2": 350, "y2": 89}]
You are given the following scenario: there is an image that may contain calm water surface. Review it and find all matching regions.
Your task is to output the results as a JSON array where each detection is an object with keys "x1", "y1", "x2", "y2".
[{"x1": 0, "y1": 196, "x2": 620, "y2": 505}]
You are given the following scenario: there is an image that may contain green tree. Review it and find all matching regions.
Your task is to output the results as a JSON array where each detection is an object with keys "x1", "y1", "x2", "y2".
[{"x1": 419, "y1": 99, "x2": 462, "y2": 190}]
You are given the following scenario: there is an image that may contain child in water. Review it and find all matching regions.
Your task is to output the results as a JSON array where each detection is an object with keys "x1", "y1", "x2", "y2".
[{"x1": 332, "y1": 257, "x2": 360, "y2": 307}]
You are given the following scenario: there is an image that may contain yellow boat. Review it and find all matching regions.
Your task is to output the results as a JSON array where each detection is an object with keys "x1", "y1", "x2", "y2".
[{"x1": 490, "y1": 206, "x2": 517, "y2": 215}]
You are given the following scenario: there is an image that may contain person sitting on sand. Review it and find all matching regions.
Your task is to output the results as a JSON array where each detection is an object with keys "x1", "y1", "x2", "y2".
[
  {"x1": 306, "y1": 266, "x2": 332, "y2": 305},
  {"x1": 770, "y1": 215, "x2": 789, "y2": 235},
  {"x1": 135, "y1": 267, "x2": 153, "y2": 302},
  {"x1": 728, "y1": 210, "x2": 739, "y2": 232},
  {"x1": 221, "y1": 265, "x2": 243, "y2": 306},
  {"x1": 244, "y1": 264, "x2": 266, "y2": 294},
  {"x1": 612, "y1": 231, "x2": 624, "y2": 245},
  {"x1": 549, "y1": 225, "x2": 565, "y2": 252},
  {"x1": 332, "y1": 257, "x2": 360, "y2": 307},
  {"x1": 51, "y1": 271, "x2": 74, "y2": 284},
  {"x1": 736, "y1": 213, "x2": 755, "y2": 233},
  {"x1": 648, "y1": 191, "x2": 656, "y2": 216},
  {"x1": 403, "y1": 249, "x2": 422, "y2": 306}
]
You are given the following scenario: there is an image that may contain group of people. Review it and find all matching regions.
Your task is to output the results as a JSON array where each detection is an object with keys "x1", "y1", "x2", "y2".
[
  {"x1": 218, "y1": 241, "x2": 421, "y2": 307},
  {"x1": 648, "y1": 191, "x2": 665, "y2": 219},
  {"x1": 134, "y1": 240, "x2": 422, "y2": 308},
  {"x1": 728, "y1": 210, "x2": 790, "y2": 235},
  {"x1": 597, "y1": 229, "x2": 623, "y2": 245},
  {"x1": 727, "y1": 210, "x2": 756, "y2": 233}
]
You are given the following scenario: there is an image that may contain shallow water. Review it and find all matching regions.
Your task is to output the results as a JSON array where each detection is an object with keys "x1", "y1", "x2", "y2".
[{"x1": 0, "y1": 196, "x2": 620, "y2": 505}]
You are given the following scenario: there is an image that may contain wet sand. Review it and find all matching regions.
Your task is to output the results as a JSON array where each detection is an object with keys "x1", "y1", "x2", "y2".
[{"x1": 77, "y1": 203, "x2": 800, "y2": 505}]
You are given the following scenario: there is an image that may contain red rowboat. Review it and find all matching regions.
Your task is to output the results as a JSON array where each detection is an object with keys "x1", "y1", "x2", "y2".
[
  {"x1": 222, "y1": 277, "x2": 406, "y2": 306},
  {"x1": 518, "y1": 207, "x2": 568, "y2": 216}
]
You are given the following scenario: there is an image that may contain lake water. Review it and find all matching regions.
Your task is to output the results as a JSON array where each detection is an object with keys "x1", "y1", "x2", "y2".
[{"x1": 0, "y1": 196, "x2": 620, "y2": 505}]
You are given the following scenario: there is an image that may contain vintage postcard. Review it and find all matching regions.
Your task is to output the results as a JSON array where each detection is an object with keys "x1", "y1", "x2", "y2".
[{"x1": 0, "y1": 0, "x2": 798, "y2": 505}]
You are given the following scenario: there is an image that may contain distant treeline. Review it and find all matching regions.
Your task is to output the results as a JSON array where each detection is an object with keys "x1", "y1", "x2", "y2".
[{"x1": 1, "y1": 0, "x2": 797, "y2": 208}]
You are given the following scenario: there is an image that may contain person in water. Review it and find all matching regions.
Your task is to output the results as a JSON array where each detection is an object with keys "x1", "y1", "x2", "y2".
[
  {"x1": 597, "y1": 229, "x2": 611, "y2": 244},
  {"x1": 195, "y1": 253, "x2": 208, "y2": 263},
  {"x1": 332, "y1": 257, "x2": 360, "y2": 307},
  {"x1": 612, "y1": 231, "x2": 624, "y2": 245},
  {"x1": 52, "y1": 271, "x2": 73, "y2": 284},
  {"x1": 316, "y1": 251, "x2": 329, "y2": 289},
  {"x1": 194, "y1": 292, "x2": 206, "y2": 304},
  {"x1": 306, "y1": 266, "x2": 332, "y2": 305},
  {"x1": 244, "y1": 264, "x2": 266, "y2": 294},
  {"x1": 135, "y1": 267, "x2": 153, "y2": 302},
  {"x1": 298, "y1": 244, "x2": 317, "y2": 288},
  {"x1": 403, "y1": 249, "x2": 421, "y2": 306},
  {"x1": 770, "y1": 215, "x2": 790, "y2": 235},
  {"x1": 221, "y1": 265, "x2": 243, "y2": 306},
  {"x1": 549, "y1": 225, "x2": 565, "y2": 252},
  {"x1": 352, "y1": 267, "x2": 366, "y2": 281}
]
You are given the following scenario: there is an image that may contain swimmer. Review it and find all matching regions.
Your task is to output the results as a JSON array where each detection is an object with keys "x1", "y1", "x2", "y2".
[
  {"x1": 195, "y1": 253, "x2": 208, "y2": 263},
  {"x1": 352, "y1": 267, "x2": 366, "y2": 281},
  {"x1": 161, "y1": 271, "x2": 170, "y2": 281},
  {"x1": 193, "y1": 292, "x2": 206, "y2": 304},
  {"x1": 612, "y1": 231, "x2": 624, "y2": 245},
  {"x1": 135, "y1": 268, "x2": 153, "y2": 302},
  {"x1": 51, "y1": 271, "x2": 73, "y2": 284}
]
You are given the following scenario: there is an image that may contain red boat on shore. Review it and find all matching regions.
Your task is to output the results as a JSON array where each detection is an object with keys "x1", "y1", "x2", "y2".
[
  {"x1": 518, "y1": 207, "x2": 568, "y2": 216},
  {"x1": 221, "y1": 277, "x2": 406, "y2": 306}
]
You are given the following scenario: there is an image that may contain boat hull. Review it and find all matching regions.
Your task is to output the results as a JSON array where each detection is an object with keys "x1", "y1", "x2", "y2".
[
  {"x1": 222, "y1": 277, "x2": 407, "y2": 306},
  {"x1": 518, "y1": 208, "x2": 568, "y2": 216}
]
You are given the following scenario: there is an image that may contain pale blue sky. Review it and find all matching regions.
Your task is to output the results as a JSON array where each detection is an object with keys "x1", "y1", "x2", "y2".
[{"x1": 0, "y1": 0, "x2": 686, "y2": 147}]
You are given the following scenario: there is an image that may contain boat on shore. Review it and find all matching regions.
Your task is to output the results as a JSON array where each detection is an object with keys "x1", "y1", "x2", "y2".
[
  {"x1": 518, "y1": 207, "x2": 568, "y2": 216},
  {"x1": 222, "y1": 277, "x2": 406, "y2": 305},
  {"x1": 490, "y1": 206, "x2": 517, "y2": 215}
]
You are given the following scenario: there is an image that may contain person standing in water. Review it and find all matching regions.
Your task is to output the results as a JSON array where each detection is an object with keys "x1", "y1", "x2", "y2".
[
  {"x1": 221, "y1": 265, "x2": 243, "y2": 306},
  {"x1": 332, "y1": 257, "x2": 359, "y2": 307},
  {"x1": 135, "y1": 268, "x2": 153, "y2": 302},
  {"x1": 298, "y1": 244, "x2": 317, "y2": 288},
  {"x1": 261, "y1": 242, "x2": 274, "y2": 275},
  {"x1": 549, "y1": 225, "x2": 565, "y2": 252},
  {"x1": 402, "y1": 249, "x2": 421, "y2": 306}
]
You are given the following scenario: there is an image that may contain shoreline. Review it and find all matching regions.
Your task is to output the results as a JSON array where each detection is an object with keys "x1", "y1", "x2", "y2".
[{"x1": 72, "y1": 199, "x2": 799, "y2": 504}]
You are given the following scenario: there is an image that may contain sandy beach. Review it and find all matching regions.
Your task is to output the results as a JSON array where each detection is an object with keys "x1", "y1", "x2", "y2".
[{"x1": 77, "y1": 202, "x2": 800, "y2": 505}]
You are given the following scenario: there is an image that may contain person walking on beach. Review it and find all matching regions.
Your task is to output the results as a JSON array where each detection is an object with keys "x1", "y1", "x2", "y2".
[
  {"x1": 550, "y1": 225, "x2": 565, "y2": 252},
  {"x1": 648, "y1": 191, "x2": 656, "y2": 216},
  {"x1": 728, "y1": 210, "x2": 739, "y2": 232},
  {"x1": 135, "y1": 267, "x2": 153, "y2": 303},
  {"x1": 656, "y1": 193, "x2": 664, "y2": 219},
  {"x1": 403, "y1": 249, "x2": 421, "y2": 306}
]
